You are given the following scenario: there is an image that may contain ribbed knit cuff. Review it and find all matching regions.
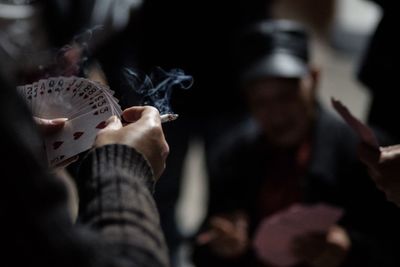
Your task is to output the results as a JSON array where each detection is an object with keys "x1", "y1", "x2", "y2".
[{"x1": 79, "y1": 144, "x2": 155, "y2": 191}]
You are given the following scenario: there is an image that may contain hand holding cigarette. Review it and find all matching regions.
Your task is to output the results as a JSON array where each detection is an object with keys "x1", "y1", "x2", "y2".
[{"x1": 96, "y1": 106, "x2": 170, "y2": 179}]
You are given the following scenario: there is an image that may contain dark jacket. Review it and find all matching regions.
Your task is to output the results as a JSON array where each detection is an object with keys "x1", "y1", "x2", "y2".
[{"x1": 192, "y1": 106, "x2": 400, "y2": 267}]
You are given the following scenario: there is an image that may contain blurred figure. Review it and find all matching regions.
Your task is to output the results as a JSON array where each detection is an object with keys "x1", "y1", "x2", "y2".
[
  {"x1": 192, "y1": 20, "x2": 400, "y2": 267},
  {"x1": 358, "y1": 0, "x2": 399, "y2": 139}
]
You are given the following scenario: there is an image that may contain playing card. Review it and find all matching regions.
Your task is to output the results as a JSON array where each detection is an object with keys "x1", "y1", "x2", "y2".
[
  {"x1": 25, "y1": 82, "x2": 34, "y2": 111},
  {"x1": 45, "y1": 104, "x2": 114, "y2": 166},
  {"x1": 253, "y1": 203, "x2": 344, "y2": 267},
  {"x1": 87, "y1": 80, "x2": 122, "y2": 115},
  {"x1": 331, "y1": 98, "x2": 379, "y2": 150},
  {"x1": 17, "y1": 76, "x2": 122, "y2": 166},
  {"x1": 33, "y1": 79, "x2": 46, "y2": 115},
  {"x1": 70, "y1": 92, "x2": 111, "y2": 118}
]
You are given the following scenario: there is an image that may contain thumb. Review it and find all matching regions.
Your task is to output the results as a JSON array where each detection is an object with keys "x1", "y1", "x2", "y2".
[
  {"x1": 34, "y1": 117, "x2": 68, "y2": 135},
  {"x1": 103, "y1": 116, "x2": 122, "y2": 131},
  {"x1": 123, "y1": 106, "x2": 160, "y2": 123},
  {"x1": 122, "y1": 106, "x2": 147, "y2": 123}
]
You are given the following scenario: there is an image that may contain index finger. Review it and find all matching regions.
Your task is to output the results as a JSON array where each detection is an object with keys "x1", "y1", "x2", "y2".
[{"x1": 122, "y1": 106, "x2": 160, "y2": 123}]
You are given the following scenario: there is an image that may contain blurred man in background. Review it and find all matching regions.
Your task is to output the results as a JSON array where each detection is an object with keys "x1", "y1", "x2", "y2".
[{"x1": 192, "y1": 20, "x2": 400, "y2": 267}]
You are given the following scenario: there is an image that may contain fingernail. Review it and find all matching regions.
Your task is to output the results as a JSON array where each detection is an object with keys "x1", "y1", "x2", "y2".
[{"x1": 51, "y1": 118, "x2": 68, "y2": 124}]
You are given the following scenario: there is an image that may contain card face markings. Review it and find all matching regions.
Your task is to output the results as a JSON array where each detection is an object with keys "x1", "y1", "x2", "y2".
[{"x1": 18, "y1": 76, "x2": 122, "y2": 167}]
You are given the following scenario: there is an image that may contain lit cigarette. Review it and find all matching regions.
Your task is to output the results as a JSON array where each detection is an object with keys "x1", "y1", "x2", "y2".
[{"x1": 160, "y1": 113, "x2": 179, "y2": 123}]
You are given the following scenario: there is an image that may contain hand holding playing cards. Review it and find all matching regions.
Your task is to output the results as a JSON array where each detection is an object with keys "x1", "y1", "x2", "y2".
[
  {"x1": 196, "y1": 212, "x2": 249, "y2": 259},
  {"x1": 18, "y1": 76, "x2": 124, "y2": 167},
  {"x1": 291, "y1": 225, "x2": 351, "y2": 267},
  {"x1": 95, "y1": 106, "x2": 169, "y2": 179},
  {"x1": 358, "y1": 144, "x2": 400, "y2": 206}
]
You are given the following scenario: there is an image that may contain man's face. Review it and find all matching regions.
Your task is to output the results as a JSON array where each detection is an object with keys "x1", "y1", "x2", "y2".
[{"x1": 246, "y1": 75, "x2": 316, "y2": 148}]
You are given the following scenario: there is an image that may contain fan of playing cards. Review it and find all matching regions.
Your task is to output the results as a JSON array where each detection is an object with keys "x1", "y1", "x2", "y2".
[{"x1": 17, "y1": 76, "x2": 122, "y2": 167}]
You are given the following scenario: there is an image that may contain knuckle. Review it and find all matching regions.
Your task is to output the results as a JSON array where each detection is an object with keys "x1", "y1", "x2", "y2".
[
  {"x1": 163, "y1": 144, "x2": 170, "y2": 158},
  {"x1": 144, "y1": 106, "x2": 160, "y2": 116},
  {"x1": 148, "y1": 123, "x2": 163, "y2": 136}
]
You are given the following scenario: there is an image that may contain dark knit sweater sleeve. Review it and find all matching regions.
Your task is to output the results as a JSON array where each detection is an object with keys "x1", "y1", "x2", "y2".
[{"x1": 77, "y1": 144, "x2": 170, "y2": 267}]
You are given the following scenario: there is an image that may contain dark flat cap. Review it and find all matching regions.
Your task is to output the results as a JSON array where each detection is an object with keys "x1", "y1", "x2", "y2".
[{"x1": 236, "y1": 20, "x2": 310, "y2": 84}]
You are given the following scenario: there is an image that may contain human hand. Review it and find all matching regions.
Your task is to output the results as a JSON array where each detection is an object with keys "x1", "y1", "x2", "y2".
[
  {"x1": 34, "y1": 117, "x2": 68, "y2": 136},
  {"x1": 197, "y1": 212, "x2": 249, "y2": 259},
  {"x1": 95, "y1": 106, "x2": 169, "y2": 179},
  {"x1": 358, "y1": 143, "x2": 400, "y2": 206},
  {"x1": 291, "y1": 225, "x2": 351, "y2": 267}
]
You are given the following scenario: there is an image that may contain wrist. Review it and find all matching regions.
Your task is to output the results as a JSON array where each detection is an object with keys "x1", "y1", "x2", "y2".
[{"x1": 79, "y1": 144, "x2": 155, "y2": 191}]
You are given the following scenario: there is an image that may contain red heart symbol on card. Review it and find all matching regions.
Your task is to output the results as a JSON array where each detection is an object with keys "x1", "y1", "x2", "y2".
[
  {"x1": 96, "y1": 121, "x2": 107, "y2": 129},
  {"x1": 73, "y1": 132, "x2": 84, "y2": 140},
  {"x1": 53, "y1": 141, "x2": 64, "y2": 150}
]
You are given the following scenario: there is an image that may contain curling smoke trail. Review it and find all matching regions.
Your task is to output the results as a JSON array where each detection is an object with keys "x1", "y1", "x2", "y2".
[{"x1": 124, "y1": 67, "x2": 193, "y2": 114}]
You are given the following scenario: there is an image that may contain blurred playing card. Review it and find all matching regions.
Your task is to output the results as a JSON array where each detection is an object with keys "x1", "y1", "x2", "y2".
[
  {"x1": 253, "y1": 203, "x2": 343, "y2": 267},
  {"x1": 331, "y1": 98, "x2": 379, "y2": 150},
  {"x1": 17, "y1": 76, "x2": 121, "y2": 167}
]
